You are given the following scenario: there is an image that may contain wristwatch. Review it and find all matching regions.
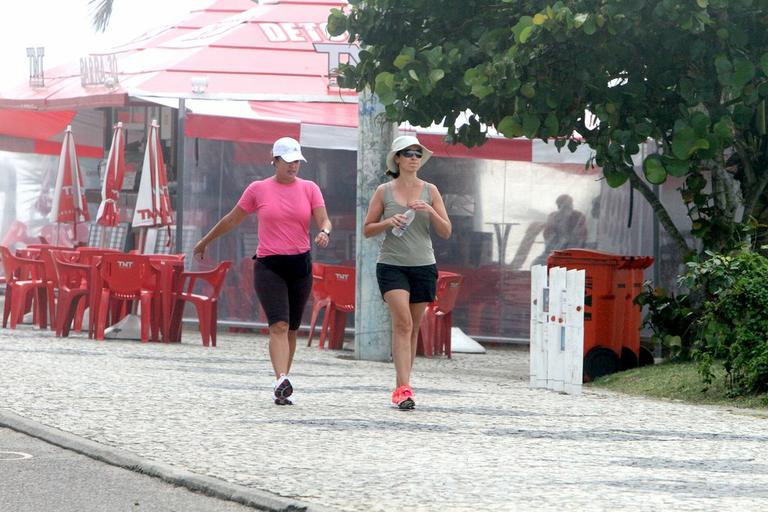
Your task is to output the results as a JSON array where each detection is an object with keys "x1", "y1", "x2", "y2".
[{"x1": 321, "y1": 228, "x2": 331, "y2": 237}]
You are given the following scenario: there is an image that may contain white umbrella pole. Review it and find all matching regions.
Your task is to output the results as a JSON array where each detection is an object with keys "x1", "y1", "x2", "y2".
[
  {"x1": 138, "y1": 227, "x2": 148, "y2": 254},
  {"x1": 129, "y1": 226, "x2": 150, "y2": 316}
]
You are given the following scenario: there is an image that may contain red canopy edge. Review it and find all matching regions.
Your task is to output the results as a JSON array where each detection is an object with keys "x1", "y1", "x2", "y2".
[
  {"x1": 185, "y1": 110, "x2": 534, "y2": 162},
  {"x1": 248, "y1": 101, "x2": 358, "y2": 127},
  {"x1": 34, "y1": 140, "x2": 104, "y2": 159},
  {"x1": 0, "y1": 136, "x2": 102, "y2": 158},
  {"x1": 0, "y1": 110, "x2": 76, "y2": 139},
  {"x1": 185, "y1": 113, "x2": 300, "y2": 144},
  {"x1": 418, "y1": 134, "x2": 532, "y2": 162},
  {"x1": 0, "y1": 91, "x2": 129, "y2": 112}
]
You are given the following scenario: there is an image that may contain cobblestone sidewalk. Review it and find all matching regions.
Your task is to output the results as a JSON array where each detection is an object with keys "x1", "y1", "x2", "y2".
[{"x1": 1, "y1": 326, "x2": 767, "y2": 511}]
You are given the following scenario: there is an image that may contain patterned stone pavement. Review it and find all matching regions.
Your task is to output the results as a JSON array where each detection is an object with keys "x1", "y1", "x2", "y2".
[{"x1": 1, "y1": 325, "x2": 767, "y2": 511}]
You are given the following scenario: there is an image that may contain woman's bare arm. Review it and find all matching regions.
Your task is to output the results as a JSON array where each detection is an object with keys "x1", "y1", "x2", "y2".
[{"x1": 193, "y1": 205, "x2": 248, "y2": 259}]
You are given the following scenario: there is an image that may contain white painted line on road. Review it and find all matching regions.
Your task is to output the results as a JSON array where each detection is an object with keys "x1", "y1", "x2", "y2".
[{"x1": 0, "y1": 450, "x2": 33, "y2": 461}]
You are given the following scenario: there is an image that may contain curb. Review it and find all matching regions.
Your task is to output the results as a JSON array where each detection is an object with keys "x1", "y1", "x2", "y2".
[{"x1": 0, "y1": 409, "x2": 334, "y2": 512}]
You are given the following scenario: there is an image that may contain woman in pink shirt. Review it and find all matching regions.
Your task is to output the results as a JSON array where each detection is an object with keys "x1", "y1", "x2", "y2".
[{"x1": 193, "y1": 137, "x2": 332, "y2": 405}]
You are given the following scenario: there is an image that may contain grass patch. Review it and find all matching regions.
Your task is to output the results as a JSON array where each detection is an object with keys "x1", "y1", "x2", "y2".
[{"x1": 589, "y1": 360, "x2": 768, "y2": 410}]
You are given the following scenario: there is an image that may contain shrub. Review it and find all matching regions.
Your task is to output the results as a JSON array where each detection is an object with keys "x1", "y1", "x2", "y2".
[
  {"x1": 682, "y1": 251, "x2": 768, "y2": 394},
  {"x1": 634, "y1": 284, "x2": 695, "y2": 361}
]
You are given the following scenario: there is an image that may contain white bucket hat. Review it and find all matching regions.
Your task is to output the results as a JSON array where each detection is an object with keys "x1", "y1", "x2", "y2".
[
  {"x1": 272, "y1": 136, "x2": 307, "y2": 163},
  {"x1": 385, "y1": 135, "x2": 432, "y2": 173}
]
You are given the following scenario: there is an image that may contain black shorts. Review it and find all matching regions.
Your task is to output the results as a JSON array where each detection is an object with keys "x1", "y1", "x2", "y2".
[
  {"x1": 376, "y1": 263, "x2": 438, "y2": 303},
  {"x1": 253, "y1": 252, "x2": 313, "y2": 330}
]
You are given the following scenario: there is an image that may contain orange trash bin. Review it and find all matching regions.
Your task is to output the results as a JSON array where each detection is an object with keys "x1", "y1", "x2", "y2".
[
  {"x1": 547, "y1": 249, "x2": 654, "y2": 381},
  {"x1": 616, "y1": 256, "x2": 655, "y2": 369}
]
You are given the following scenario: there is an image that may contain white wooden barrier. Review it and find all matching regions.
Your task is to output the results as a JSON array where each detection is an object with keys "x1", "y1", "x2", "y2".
[{"x1": 529, "y1": 265, "x2": 585, "y2": 395}]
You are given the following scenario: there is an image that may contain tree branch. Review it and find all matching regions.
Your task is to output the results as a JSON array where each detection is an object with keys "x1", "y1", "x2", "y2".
[
  {"x1": 741, "y1": 142, "x2": 768, "y2": 223},
  {"x1": 626, "y1": 170, "x2": 692, "y2": 256},
  {"x1": 734, "y1": 140, "x2": 755, "y2": 184},
  {"x1": 710, "y1": 161, "x2": 740, "y2": 223}
]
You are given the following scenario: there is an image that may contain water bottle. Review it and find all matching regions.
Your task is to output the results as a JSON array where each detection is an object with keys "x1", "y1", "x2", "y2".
[{"x1": 392, "y1": 208, "x2": 416, "y2": 237}]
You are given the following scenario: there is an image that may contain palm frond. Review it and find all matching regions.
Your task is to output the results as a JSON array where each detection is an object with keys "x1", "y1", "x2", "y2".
[{"x1": 89, "y1": 0, "x2": 115, "y2": 33}]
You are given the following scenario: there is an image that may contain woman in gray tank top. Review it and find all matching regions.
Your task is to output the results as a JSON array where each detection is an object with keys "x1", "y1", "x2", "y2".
[{"x1": 363, "y1": 135, "x2": 452, "y2": 409}]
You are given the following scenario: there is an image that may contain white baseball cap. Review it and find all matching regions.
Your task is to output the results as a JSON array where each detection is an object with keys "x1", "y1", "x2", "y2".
[{"x1": 272, "y1": 137, "x2": 307, "y2": 163}]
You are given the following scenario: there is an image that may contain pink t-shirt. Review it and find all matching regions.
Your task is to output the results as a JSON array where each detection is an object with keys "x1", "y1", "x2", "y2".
[{"x1": 237, "y1": 177, "x2": 325, "y2": 257}]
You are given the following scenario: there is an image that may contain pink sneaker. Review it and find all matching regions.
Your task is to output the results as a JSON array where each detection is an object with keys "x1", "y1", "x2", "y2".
[{"x1": 391, "y1": 385, "x2": 415, "y2": 410}]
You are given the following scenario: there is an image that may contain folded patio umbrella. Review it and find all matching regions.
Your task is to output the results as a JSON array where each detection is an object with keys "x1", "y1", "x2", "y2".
[
  {"x1": 105, "y1": 121, "x2": 175, "y2": 340},
  {"x1": 132, "y1": 120, "x2": 174, "y2": 252},
  {"x1": 50, "y1": 125, "x2": 90, "y2": 245},
  {"x1": 96, "y1": 121, "x2": 126, "y2": 227}
]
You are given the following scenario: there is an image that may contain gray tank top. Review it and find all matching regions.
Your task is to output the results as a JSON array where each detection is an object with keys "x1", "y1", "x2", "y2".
[{"x1": 378, "y1": 181, "x2": 436, "y2": 266}]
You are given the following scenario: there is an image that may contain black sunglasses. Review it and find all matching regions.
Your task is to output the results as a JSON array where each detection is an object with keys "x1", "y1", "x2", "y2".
[{"x1": 398, "y1": 150, "x2": 423, "y2": 159}]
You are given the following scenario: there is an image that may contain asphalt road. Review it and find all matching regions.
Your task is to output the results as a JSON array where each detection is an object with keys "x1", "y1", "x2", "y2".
[{"x1": 0, "y1": 427, "x2": 261, "y2": 512}]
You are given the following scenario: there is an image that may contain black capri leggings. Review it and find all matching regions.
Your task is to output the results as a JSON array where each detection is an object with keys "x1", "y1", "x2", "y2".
[{"x1": 253, "y1": 252, "x2": 313, "y2": 331}]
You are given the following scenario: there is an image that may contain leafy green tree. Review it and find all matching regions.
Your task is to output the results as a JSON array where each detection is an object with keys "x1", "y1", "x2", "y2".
[{"x1": 329, "y1": 0, "x2": 768, "y2": 255}]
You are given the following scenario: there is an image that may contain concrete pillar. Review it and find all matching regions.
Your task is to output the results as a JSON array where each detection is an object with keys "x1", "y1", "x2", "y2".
[
  {"x1": 174, "y1": 98, "x2": 186, "y2": 254},
  {"x1": 354, "y1": 89, "x2": 396, "y2": 361}
]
